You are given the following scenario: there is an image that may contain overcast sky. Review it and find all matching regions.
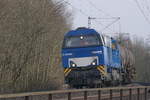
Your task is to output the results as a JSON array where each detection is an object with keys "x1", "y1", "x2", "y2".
[{"x1": 63, "y1": 0, "x2": 150, "y2": 38}]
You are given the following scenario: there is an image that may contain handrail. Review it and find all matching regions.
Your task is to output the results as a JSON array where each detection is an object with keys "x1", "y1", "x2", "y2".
[{"x1": 0, "y1": 86, "x2": 149, "y2": 99}]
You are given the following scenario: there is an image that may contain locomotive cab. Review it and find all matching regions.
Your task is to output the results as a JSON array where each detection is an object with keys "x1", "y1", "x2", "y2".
[
  {"x1": 61, "y1": 28, "x2": 123, "y2": 88},
  {"x1": 62, "y1": 28, "x2": 104, "y2": 69}
]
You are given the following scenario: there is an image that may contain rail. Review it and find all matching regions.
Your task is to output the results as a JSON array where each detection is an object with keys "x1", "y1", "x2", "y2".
[{"x1": 0, "y1": 86, "x2": 150, "y2": 100}]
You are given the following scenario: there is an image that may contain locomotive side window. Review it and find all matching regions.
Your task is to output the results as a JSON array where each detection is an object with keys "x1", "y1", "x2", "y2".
[
  {"x1": 101, "y1": 35, "x2": 105, "y2": 45},
  {"x1": 63, "y1": 34, "x2": 102, "y2": 48},
  {"x1": 103, "y1": 36, "x2": 112, "y2": 48}
]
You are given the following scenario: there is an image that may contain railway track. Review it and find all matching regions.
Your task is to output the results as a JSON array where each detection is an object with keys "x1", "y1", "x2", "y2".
[{"x1": 0, "y1": 85, "x2": 150, "y2": 100}]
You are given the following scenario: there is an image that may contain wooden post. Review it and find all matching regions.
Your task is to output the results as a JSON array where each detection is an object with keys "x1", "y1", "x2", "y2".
[
  {"x1": 110, "y1": 89, "x2": 112, "y2": 100},
  {"x1": 145, "y1": 88, "x2": 147, "y2": 100},
  {"x1": 48, "y1": 94, "x2": 52, "y2": 100},
  {"x1": 84, "y1": 91, "x2": 87, "y2": 100},
  {"x1": 129, "y1": 89, "x2": 132, "y2": 100},
  {"x1": 137, "y1": 88, "x2": 140, "y2": 100},
  {"x1": 120, "y1": 89, "x2": 123, "y2": 100},
  {"x1": 68, "y1": 92, "x2": 71, "y2": 100},
  {"x1": 25, "y1": 96, "x2": 29, "y2": 100},
  {"x1": 98, "y1": 90, "x2": 101, "y2": 100}
]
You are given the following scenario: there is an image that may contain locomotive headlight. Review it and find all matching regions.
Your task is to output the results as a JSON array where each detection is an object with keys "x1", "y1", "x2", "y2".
[
  {"x1": 92, "y1": 62, "x2": 96, "y2": 65},
  {"x1": 91, "y1": 59, "x2": 97, "y2": 66},
  {"x1": 70, "y1": 61, "x2": 77, "y2": 67},
  {"x1": 80, "y1": 36, "x2": 84, "y2": 40},
  {"x1": 72, "y1": 64, "x2": 76, "y2": 67}
]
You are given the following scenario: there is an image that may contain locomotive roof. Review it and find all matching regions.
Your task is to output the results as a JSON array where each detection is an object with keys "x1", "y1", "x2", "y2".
[{"x1": 65, "y1": 28, "x2": 100, "y2": 37}]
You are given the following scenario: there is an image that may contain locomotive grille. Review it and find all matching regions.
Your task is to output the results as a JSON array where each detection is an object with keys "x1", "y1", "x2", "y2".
[{"x1": 69, "y1": 56, "x2": 98, "y2": 67}]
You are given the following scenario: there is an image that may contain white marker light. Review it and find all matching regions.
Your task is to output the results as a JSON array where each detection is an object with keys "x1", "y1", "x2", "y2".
[
  {"x1": 80, "y1": 36, "x2": 84, "y2": 39},
  {"x1": 92, "y1": 62, "x2": 96, "y2": 65},
  {"x1": 72, "y1": 64, "x2": 76, "y2": 67}
]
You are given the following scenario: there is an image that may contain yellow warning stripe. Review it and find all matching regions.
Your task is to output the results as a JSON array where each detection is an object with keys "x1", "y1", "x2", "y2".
[
  {"x1": 97, "y1": 66, "x2": 105, "y2": 72},
  {"x1": 64, "y1": 68, "x2": 69, "y2": 74},
  {"x1": 99, "y1": 66, "x2": 105, "y2": 71},
  {"x1": 65, "y1": 69, "x2": 72, "y2": 76},
  {"x1": 97, "y1": 67, "x2": 105, "y2": 74},
  {"x1": 97, "y1": 66, "x2": 106, "y2": 76},
  {"x1": 97, "y1": 67, "x2": 101, "y2": 72},
  {"x1": 99, "y1": 67, "x2": 105, "y2": 72}
]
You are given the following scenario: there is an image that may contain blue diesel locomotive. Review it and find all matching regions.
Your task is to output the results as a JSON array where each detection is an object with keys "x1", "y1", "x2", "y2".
[{"x1": 61, "y1": 27, "x2": 134, "y2": 88}]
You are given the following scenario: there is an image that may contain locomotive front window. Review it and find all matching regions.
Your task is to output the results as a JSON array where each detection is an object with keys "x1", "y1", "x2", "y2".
[{"x1": 63, "y1": 35, "x2": 102, "y2": 48}]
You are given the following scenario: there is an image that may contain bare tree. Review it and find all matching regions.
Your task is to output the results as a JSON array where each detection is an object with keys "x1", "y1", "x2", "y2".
[
  {"x1": 132, "y1": 36, "x2": 150, "y2": 82},
  {"x1": 0, "y1": 0, "x2": 72, "y2": 93}
]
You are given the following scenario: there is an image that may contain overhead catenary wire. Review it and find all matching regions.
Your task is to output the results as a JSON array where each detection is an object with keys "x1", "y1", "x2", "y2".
[
  {"x1": 84, "y1": 0, "x2": 121, "y2": 33},
  {"x1": 138, "y1": 0, "x2": 150, "y2": 19},
  {"x1": 134, "y1": 0, "x2": 150, "y2": 25},
  {"x1": 88, "y1": 17, "x2": 116, "y2": 32},
  {"x1": 85, "y1": 0, "x2": 114, "y2": 18},
  {"x1": 118, "y1": 19, "x2": 122, "y2": 33},
  {"x1": 63, "y1": 0, "x2": 89, "y2": 17},
  {"x1": 101, "y1": 17, "x2": 120, "y2": 31},
  {"x1": 88, "y1": 17, "x2": 121, "y2": 32},
  {"x1": 137, "y1": 0, "x2": 150, "y2": 14},
  {"x1": 144, "y1": 0, "x2": 150, "y2": 14},
  {"x1": 62, "y1": 0, "x2": 116, "y2": 32},
  {"x1": 93, "y1": 20, "x2": 117, "y2": 33}
]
